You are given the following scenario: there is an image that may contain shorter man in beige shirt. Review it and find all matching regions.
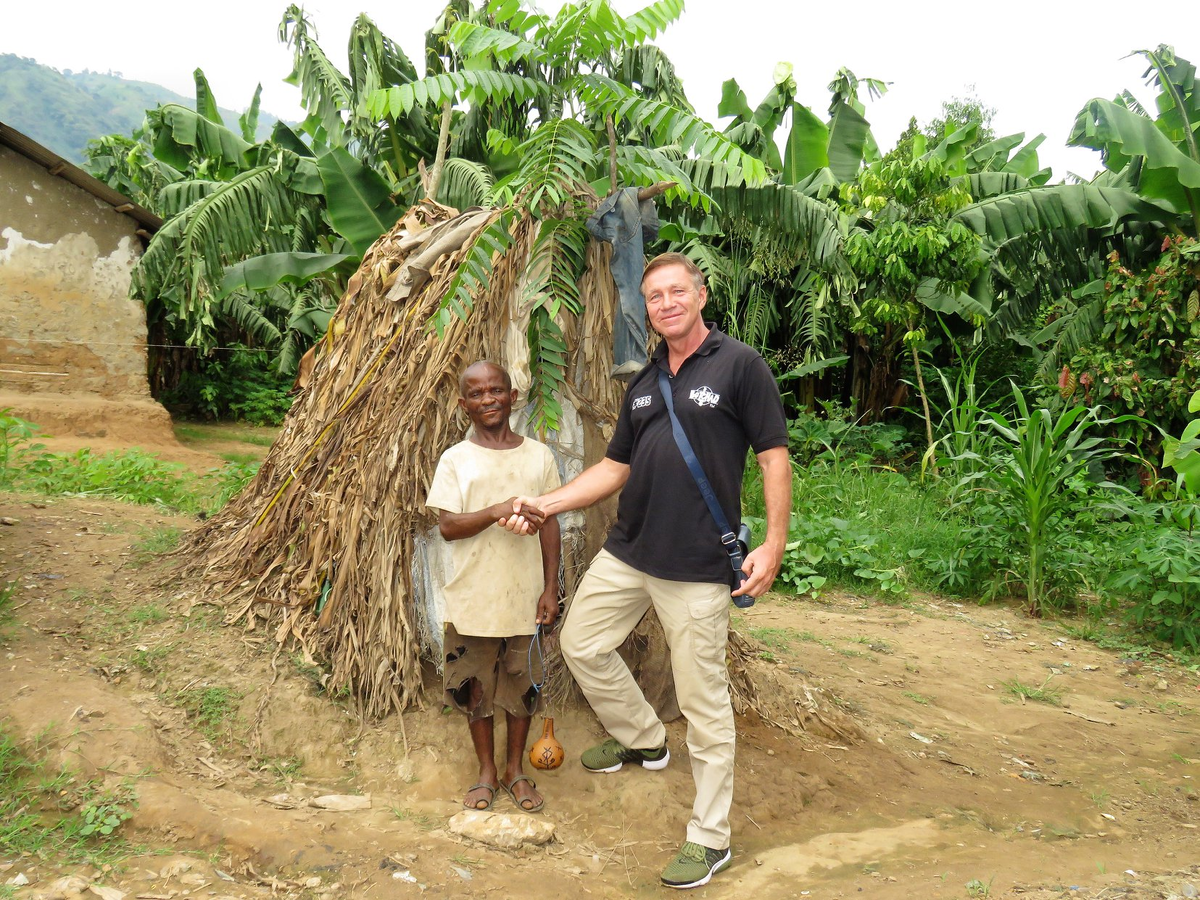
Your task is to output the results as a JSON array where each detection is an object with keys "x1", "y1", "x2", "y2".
[{"x1": 426, "y1": 360, "x2": 561, "y2": 813}]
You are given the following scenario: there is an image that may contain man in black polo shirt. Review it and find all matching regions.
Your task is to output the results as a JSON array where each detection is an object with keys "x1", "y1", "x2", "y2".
[{"x1": 501, "y1": 252, "x2": 791, "y2": 890}]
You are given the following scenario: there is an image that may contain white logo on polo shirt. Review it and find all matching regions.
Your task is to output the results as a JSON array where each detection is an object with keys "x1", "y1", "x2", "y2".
[
  {"x1": 632, "y1": 395, "x2": 652, "y2": 410},
  {"x1": 689, "y1": 386, "x2": 720, "y2": 408}
]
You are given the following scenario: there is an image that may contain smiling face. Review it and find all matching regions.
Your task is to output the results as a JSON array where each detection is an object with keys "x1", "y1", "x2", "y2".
[
  {"x1": 458, "y1": 362, "x2": 517, "y2": 432},
  {"x1": 642, "y1": 262, "x2": 708, "y2": 346}
]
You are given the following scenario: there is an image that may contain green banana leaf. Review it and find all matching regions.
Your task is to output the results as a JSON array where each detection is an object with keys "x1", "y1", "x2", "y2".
[
  {"x1": 967, "y1": 133, "x2": 1026, "y2": 171},
  {"x1": 955, "y1": 184, "x2": 1177, "y2": 246},
  {"x1": 826, "y1": 101, "x2": 870, "y2": 183},
  {"x1": 216, "y1": 251, "x2": 355, "y2": 301},
  {"x1": 782, "y1": 102, "x2": 829, "y2": 185},
  {"x1": 316, "y1": 147, "x2": 404, "y2": 256},
  {"x1": 718, "y1": 78, "x2": 753, "y2": 121},
  {"x1": 915, "y1": 277, "x2": 991, "y2": 318},
  {"x1": 150, "y1": 104, "x2": 253, "y2": 172},
  {"x1": 239, "y1": 85, "x2": 263, "y2": 143},
  {"x1": 193, "y1": 68, "x2": 223, "y2": 125},
  {"x1": 1070, "y1": 98, "x2": 1200, "y2": 213}
]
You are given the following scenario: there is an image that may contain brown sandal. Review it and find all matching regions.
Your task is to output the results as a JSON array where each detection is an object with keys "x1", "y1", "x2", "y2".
[
  {"x1": 500, "y1": 775, "x2": 543, "y2": 813},
  {"x1": 463, "y1": 782, "x2": 497, "y2": 810}
]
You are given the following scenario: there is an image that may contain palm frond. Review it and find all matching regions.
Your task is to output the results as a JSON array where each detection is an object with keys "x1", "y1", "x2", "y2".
[
  {"x1": 511, "y1": 119, "x2": 597, "y2": 212},
  {"x1": 524, "y1": 218, "x2": 588, "y2": 318},
  {"x1": 429, "y1": 210, "x2": 520, "y2": 336},
  {"x1": 369, "y1": 70, "x2": 550, "y2": 120},
  {"x1": 577, "y1": 75, "x2": 768, "y2": 185},
  {"x1": 526, "y1": 306, "x2": 569, "y2": 433},
  {"x1": 448, "y1": 20, "x2": 546, "y2": 65},
  {"x1": 436, "y1": 158, "x2": 497, "y2": 210},
  {"x1": 623, "y1": 0, "x2": 686, "y2": 43}
]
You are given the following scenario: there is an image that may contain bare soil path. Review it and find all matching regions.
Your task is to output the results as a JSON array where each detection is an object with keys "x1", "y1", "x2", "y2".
[{"x1": 2, "y1": 468, "x2": 1199, "y2": 899}]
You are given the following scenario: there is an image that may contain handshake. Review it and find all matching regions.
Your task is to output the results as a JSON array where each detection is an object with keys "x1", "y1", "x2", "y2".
[{"x1": 497, "y1": 497, "x2": 549, "y2": 535}]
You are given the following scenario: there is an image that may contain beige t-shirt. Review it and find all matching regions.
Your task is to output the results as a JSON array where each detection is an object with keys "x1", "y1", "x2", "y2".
[{"x1": 425, "y1": 437, "x2": 561, "y2": 637}]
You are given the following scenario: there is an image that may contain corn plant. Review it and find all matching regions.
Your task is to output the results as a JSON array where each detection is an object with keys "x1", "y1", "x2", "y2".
[
  {"x1": 923, "y1": 350, "x2": 995, "y2": 485},
  {"x1": 967, "y1": 385, "x2": 1130, "y2": 616}
]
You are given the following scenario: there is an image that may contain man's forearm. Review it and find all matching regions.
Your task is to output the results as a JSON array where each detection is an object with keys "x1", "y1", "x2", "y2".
[
  {"x1": 536, "y1": 458, "x2": 630, "y2": 516},
  {"x1": 758, "y1": 446, "x2": 792, "y2": 552},
  {"x1": 539, "y1": 515, "x2": 561, "y2": 595}
]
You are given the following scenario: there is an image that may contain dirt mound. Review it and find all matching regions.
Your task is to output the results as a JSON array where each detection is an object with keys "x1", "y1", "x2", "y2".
[{"x1": 2, "y1": 493, "x2": 1199, "y2": 899}]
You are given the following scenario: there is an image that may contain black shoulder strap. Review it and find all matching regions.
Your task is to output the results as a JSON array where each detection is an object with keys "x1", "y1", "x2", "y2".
[{"x1": 656, "y1": 368, "x2": 746, "y2": 586}]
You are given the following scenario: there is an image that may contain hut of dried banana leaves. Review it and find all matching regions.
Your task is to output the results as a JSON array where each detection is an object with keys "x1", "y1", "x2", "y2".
[{"x1": 182, "y1": 195, "x2": 861, "y2": 747}]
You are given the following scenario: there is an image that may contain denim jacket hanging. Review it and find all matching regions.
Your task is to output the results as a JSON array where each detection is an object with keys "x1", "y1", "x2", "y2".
[{"x1": 585, "y1": 187, "x2": 660, "y2": 377}]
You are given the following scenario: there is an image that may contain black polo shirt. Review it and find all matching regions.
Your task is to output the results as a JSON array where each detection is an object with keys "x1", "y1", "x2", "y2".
[{"x1": 603, "y1": 324, "x2": 788, "y2": 586}]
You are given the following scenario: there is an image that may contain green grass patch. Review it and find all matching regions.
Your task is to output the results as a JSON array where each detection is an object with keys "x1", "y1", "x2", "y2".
[
  {"x1": 129, "y1": 527, "x2": 184, "y2": 567},
  {"x1": 218, "y1": 451, "x2": 262, "y2": 465},
  {"x1": 173, "y1": 422, "x2": 278, "y2": 448},
  {"x1": 746, "y1": 626, "x2": 825, "y2": 653},
  {"x1": 1, "y1": 726, "x2": 136, "y2": 862},
  {"x1": 1000, "y1": 676, "x2": 1063, "y2": 706},
  {"x1": 127, "y1": 604, "x2": 168, "y2": 625},
  {"x1": 177, "y1": 686, "x2": 241, "y2": 742},
  {"x1": 130, "y1": 644, "x2": 173, "y2": 674},
  {"x1": 392, "y1": 806, "x2": 437, "y2": 831},
  {"x1": 902, "y1": 691, "x2": 930, "y2": 705}
]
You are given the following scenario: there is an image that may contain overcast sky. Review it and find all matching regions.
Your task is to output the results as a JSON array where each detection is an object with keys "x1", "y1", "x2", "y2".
[{"x1": 3, "y1": 0, "x2": 1193, "y2": 181}]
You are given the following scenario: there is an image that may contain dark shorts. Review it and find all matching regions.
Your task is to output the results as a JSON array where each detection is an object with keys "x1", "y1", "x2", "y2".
[{"x1": 442, "y1": 623, "x2": 545, "y2": 721}]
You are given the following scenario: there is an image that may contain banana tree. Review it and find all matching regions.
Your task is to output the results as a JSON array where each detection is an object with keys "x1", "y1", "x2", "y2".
[{"x1": 954, "y1": 46, "x2": 1193, "y2": 379}]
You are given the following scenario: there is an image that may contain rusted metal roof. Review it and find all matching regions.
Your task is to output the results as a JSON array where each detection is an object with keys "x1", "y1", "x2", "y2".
[{"x1": 0, "y1": 119, "x2": 163, "y2": 235}]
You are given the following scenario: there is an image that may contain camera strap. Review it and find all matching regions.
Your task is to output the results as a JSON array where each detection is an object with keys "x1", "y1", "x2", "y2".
[{"x1": 656, "y1": 368, "x2": 747, "y2": 587}]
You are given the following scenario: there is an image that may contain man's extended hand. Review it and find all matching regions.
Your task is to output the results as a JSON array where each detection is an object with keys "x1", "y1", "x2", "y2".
[
  {"x1": 731, "y1": 542, "x2": 783, "y2": 600},
  {"x1": 499, "y1": 497, "x2": 545, "y2": 535},
  {"x1": 535, "y1": 590, "x2": 559, "y2": 627}
]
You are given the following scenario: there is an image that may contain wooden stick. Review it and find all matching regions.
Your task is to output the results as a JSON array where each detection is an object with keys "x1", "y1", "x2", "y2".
[
  {"x1": 637, "y1": 181, "x2": 676, "y2": 201},
  {"x1": 606, "y1": 115, "x2": 618, "y2": 195}
]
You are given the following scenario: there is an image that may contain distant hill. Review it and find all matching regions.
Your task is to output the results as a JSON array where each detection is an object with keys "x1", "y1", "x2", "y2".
[{"x1": 0, "y1": 54, "x2": 281, "y2": 163}]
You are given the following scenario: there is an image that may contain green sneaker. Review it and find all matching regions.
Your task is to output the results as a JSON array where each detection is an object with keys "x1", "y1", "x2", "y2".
[
  {"x1": 579, "y1": 737, "x2": 669, "y2": 773},
  {"x1": 660, "y1": 841, "x2": 731, "y2": 889}
]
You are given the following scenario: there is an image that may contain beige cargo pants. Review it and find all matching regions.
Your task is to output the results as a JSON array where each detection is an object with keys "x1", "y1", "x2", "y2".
[{"x1": 560, "y1": 550, "x2": 735, "y2": 850}]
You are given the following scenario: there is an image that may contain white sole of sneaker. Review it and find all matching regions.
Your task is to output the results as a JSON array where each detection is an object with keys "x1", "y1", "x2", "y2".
[
  {"x1": 661, "y1": 848, "x2": 731, "y2": 889},
  {"x1": 587, "y1": 748, "x2": 671, "y2": 774}
]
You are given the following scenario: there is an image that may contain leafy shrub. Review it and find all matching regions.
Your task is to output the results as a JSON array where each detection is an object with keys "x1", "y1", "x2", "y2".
[
  {"x1": 0, "y1": 410, "x2": 45, "y2": 488},
  {"x1": 773, "y1": 511, "x2": 907, "y2": 596},
  {"x1": 162, "y1": 345, "x2": 293, "y2": 425},
  {"x1": 1105, "y1": 526, "x2": 1200, "y2": 650},
  {"x1": 1065, "y1": 237, "x2": 1200, "y2": 456},
  {"x1": 787, "y1": 402, "x2": 911, "y2": 465},
  {"x1": 19, "y1": 449, "x2": 197, "y2": 508},
  {"x1": 1, "y1": 413, "x2": 258, "y2": 514}
]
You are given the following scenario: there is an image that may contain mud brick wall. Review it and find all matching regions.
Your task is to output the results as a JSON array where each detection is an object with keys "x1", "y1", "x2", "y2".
[{"x1": 0, "y1": 144, "x2": 151, "y2": 400}]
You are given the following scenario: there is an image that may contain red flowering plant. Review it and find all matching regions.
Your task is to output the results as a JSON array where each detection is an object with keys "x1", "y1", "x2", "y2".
[{"x1": 1063, "y1": 236, "x2": 1200, "y2": 466}]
